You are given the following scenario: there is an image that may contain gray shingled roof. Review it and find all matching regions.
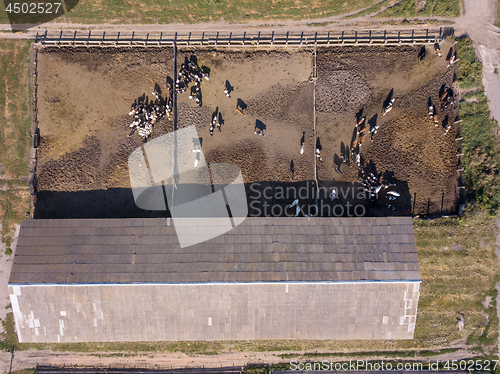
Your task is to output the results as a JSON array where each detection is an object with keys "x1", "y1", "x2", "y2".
[{"x1": 9, "y1": 217, "x2": 420, "y2": 284}]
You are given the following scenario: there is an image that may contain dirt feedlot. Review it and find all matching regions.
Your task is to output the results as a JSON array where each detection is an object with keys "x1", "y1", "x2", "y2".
[{"x1": 34, "y1": 42, "x2": 459, "y2": 219}]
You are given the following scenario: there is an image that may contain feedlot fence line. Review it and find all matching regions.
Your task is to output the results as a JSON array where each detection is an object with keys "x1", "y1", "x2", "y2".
[
  {"x1": 35, "y1": 29, "x2": 445, "y2": 48},
  {"x1": 28, "y1": 44, "x2": 39, "y2": 208}
]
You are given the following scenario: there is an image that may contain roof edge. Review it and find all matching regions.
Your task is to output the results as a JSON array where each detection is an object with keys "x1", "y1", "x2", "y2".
[{"x1": 9, "y1": 279, "x2": 422, "y2": 287}]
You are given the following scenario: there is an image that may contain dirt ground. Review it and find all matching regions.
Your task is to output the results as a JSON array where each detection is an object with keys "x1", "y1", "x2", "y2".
[
  {"x1": 35, "y1": 47, "x2": 175, "y2": 218},
  {"x1": 316, "y1": 42, "x2": 459, "y2": 217},
  {"x1": 34, "y1": 43, "x2": 459, "y2": 218}
]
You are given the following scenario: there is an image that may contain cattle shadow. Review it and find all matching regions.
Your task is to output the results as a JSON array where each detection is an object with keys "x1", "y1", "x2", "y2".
[
  {"x1": 189, "y1": 55, "x2": 198, "y2": 65},
  {"x1": 433, "y1": 42, "x2": 441, "y2": 51},
  {"x1": 427, "y1": 96, "x2": 433, "y2": 107},
  {"x1": 290, "y1": 159, "x2": 295, "y2": 180},
  {"x1": 340, "y1": 141, "x2": 350, "y2": 167},
  {"x1": 441, "y1": 115, "x2": 449, "y2": 130},
  {"x1": 137, "y1": 93, "x2": 146, "y2": 105},
  {"x1": 237, "y1": 98, "x2": 247, "y2": 111},
  {"x1": 355, "y1": 107, "x2": 364, "y2": 122},
  {"x1": 418, "y1": 45, "x2": 427, "y2": 62},
  {"x1": 350, "y1": 127, "x2": 357, "y2": 148},
  {"x1": 201, "y1": 66, "x2": 210, "y2": 78},
  {"x1": 255, "y1": 120, "x2": 266, "y2": 133},
  {"x1": 218, "y1": 112, "x2": 224, "y2": 131},
  {"x1": 315, "y1": 137, "x2": 322, "y2": 152},
  {"x1": 368, "y1": 114, "x2": 377, "y2": 131},
  {"x1": 165, "y1": 76, "x2": 174, "y2": 88},
  {"x1": 439, "y1": 83, "x2": 447, "y2": 97},
  {"x1": 212, "y1": 106, "x2": 219, "y2": 120},
  {"x1": 225, "y1": 80, "x2": 234, "y2": 94},
  {"x1": 446, "y1": 47, "x2": 454, "y2": 60},
  {"x1": 383, "y1": 89, "x2": 394, "y2": 109},
  {"x1": 334, "y1": 154, "x2": 343, "y2": 168},
  {"x1": 154, "y1": 83, "x2": 162, "y2": 96}
]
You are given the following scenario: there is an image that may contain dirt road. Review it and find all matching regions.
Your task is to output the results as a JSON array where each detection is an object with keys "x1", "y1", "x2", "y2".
[
  {"x1": 0, "y1": 347, "x2": 478, "y2": 373},
  {"x1": 455, "y1": 0, "x2": 500, "y2": 123}
]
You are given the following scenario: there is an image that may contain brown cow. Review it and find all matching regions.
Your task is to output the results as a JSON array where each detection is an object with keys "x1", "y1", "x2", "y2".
[{"x1": 359, "y1": 133, "x2": 366, "y2": 146}]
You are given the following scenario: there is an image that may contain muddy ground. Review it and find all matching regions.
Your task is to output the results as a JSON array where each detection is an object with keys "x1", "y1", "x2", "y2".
[
  {"x1": 316, "y1": 43, "x2": 459, "y2": 217},
  {"x1": 34, "y1": 43, "x2": 459, "y2": 218}
]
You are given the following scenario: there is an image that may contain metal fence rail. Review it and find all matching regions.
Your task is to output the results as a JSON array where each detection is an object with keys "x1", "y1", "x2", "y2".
[{"x1": 36, "y1": 29, "x2": 444, "y2": 48}]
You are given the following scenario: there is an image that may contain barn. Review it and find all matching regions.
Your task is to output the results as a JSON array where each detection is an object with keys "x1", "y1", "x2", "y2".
[{"x1": 8, "y1": 216, "x2": 420, "y2": 342}]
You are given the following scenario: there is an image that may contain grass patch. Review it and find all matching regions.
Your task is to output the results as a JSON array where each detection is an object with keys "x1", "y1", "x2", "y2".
[
  {"x1": 413, "y1": 209, "x2": 500, "y2": 351},
  {"x1": 0, "y1": 189, "x2": 30, "y2": 248},
  {"x1": 0, "y1": 312, "x2": 18, "y2": 351},
  {"x1": 497, "y1": 1, "x2": 500, "y2": 28},
  {"x1": 376, "y1": 0, "x2": 461, "y2": 18},
  {"x1": 0, "y1": 39, "x2": 32, "y2": 247},
  {"x1": 0, "y1": 0, "x2": 385, "y2": 24},
  {"x1": 455, "y1": 37, "x2": 500, "y2": 215},
  {"x1": 0, "y1": 0, "x2": 462, "y2": 23},
  {"x1": 0, "y1": 39, "x2": 32, "y2": 180},
  {"x1": 345, "y1": 0, "x2": 395, "y2": 19}
]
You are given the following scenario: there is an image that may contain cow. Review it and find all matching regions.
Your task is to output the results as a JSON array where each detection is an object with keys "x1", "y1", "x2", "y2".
[{"x1": 382, "y1": 98, "x2": 395, "y2": 116}]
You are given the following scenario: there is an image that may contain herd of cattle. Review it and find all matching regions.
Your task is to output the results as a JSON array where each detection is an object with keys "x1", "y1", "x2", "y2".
[
  {"x1": 328, "y1": 40, "x2": 459, "y2": 211},
  {"x1": 127, "y1": 55, "x2": 209, "y2": 141},
  {"x1": 127, "y1": 90, "x2": 172, "y2": 139},
  {"x1": 125, "y1": 40, "x2": 459, "y2": 214}
]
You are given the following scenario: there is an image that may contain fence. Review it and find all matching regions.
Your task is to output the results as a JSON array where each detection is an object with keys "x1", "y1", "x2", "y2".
[
  {"x1": 35, "y1": 29, "x2": 444, "y2": 48},
  {"x1": 28, "y1": 43, "x2": 39, "y2": 211}
]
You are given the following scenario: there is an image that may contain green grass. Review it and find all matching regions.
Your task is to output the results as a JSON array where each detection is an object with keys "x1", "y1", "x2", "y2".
[
  {"x1": 412, "y1": 210, "x2": 500, "y2": 351},
  {"x1": 0, "y1": 40, "x2": 32, "y2": 247},
  {"x1": 0, "y1": 312, "x2": 17, "y2": 351},
  {"x1": 0, "y1": 40, "x2": 32, "y2": 180},
  {"x1": 455, "y1": 37, "x2": 500, "y2": 215},
  {"x1": 345, "y1": 0, "x2": 398, "y2": 19},
  {"x1": 0, "y1": 0, "x2": 463, "y2": 24},
  {"x1": 497, "y1": 1, "x2": 500, "y2": 28},
  {"x1": 0, "y1": 0, "x2": 384, "y2": 24},
  {"x1": 376, "y1": 0, "x2": 461, "y2": 18}
]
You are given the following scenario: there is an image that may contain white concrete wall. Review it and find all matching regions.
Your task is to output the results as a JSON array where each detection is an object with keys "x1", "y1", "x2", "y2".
[{"x1": 9, "y1": 281, "x2": 420, "y2": 342}]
